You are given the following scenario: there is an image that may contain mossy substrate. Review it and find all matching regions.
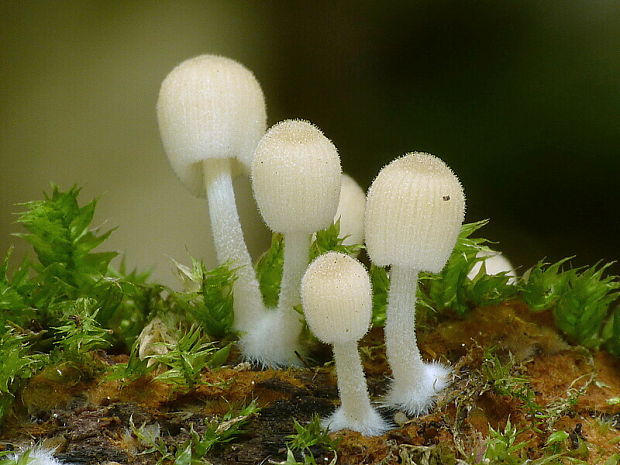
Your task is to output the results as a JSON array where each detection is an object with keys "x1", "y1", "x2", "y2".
[{"x1": 1, "y1": 301, "x2": 618, "y2": 464}]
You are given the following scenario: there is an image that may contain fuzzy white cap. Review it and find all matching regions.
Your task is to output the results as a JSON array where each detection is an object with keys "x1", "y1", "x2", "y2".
[
  {"x1": 157, "y1": 55, "x2": 267, "y2": 197},
  {"x1": 301, "y1": 252, "x2": 372, "y2": 345},
  {"x1": 335, "y1": 174, "x2": 366, "y2": 246},
  {"x1": 251, "y1": 120, "x2": 341, "y2": 234},
  {"x1": 365, "y1": 152, "x2": 465, "y2": 273}
]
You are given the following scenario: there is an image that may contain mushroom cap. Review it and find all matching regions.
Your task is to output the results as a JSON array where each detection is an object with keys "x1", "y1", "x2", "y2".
[
  {"x1": 251, "y1": 120, "x2": 341, "y2": 234},
  {"x1": 157, "y1": 55, "x2": 267, "y2": 197},
  {"x1": 301, "y1": 252, "x2": 372, "y2": 345},
  {"x1": 365, "y1": 152, "x2": 465, "y2": 273},
  {"x1": 335, "y1": 174, "x2": 366, "y2": 246},
  {"x1": 468, "y1": 251, "x2": 517, "y2": 282}
]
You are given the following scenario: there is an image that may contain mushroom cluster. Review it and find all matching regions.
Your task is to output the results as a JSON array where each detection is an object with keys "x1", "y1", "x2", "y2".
[{"x1": 156, "y1": 55, "x2": 466, "y2": 435}]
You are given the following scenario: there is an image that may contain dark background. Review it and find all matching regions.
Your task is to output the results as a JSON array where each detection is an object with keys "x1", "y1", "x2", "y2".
[
  {"x1": 266, "y1": 1, "x2": 620, "y2": 275},
  {"x1": 1, "y1": 1, "x2": 618, "y2": 284}
]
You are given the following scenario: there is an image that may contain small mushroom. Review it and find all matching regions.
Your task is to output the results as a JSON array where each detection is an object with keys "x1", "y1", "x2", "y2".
[
  {"x1": 365, "y1": 152, "x2": 465, "y2": 415},
  {"x1": 335, "y1": 174, "x2": 366, "y2": 248},
  {"x1": 157, "y1": 55, "x2": 267, "y2": 336},
  {"x1": 468, "y1": 251, "x2": 517, "y2": 284},
  {"x1": 301, "y1": 252, "x2": 389, "y2": 436},
  {"x1": 244, "y1": 120, "x2": 342, "y2": 366}
]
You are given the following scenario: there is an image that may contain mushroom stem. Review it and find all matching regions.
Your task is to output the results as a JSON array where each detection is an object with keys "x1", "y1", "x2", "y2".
[
  {"x1": 233, "y1": 226, "x2": 309, "y2": 368},
  {"x1": 202, "y1": 158, "x2": 265, "y2": 333},
  {"x1": 237, "y1": 231, "x2": 308, "y2": 367},
  {"x1": 277, "y1": 232, "x2": 312, "y2": 348},
  {"x1": 384, "y1": 264, "x2": 450, "y2": 415},
  {"x1": 277, "y1": 231, "x2": 310, "y2": 326},
  {"x1": 332, "y1": 341, "x2": 375, "y2": 422},
  {"x1": 384, "y1": 265, "x2": 423, "y2": 386}
]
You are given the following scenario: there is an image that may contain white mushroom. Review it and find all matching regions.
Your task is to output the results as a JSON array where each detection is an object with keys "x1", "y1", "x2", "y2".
[
  {"x1": 301, "y1": 252, "x2": 389, "y2": 436},
  {"x1": 365, "y1": 152, "x2": 465, "y2": 415},
  {"x1": 245, "y1": 120, "x2": 342, "y2": 366},
  {"x1": 468, "y1": 251, "x2": 517, "y2": 284},
  {"x1": 335, "y1": 174, "x2": 366, "y2": 247},
  {"x1": 157, "y1": 55, "x2": 267, "y2": 336}
]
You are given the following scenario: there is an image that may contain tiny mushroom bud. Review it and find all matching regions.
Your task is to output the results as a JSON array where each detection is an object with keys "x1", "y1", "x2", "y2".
[
  {"x1": 365, "y1": 152, "x2": 465, "y2": 415},
  {"x1": 335, "y1": 174, "x2": 366, "y2": 248},
  {"x1": 157, "y1": 55, "x2": 267, "y2": 338},
  {"x1": 302, "y1": 252, "x2": 389, "y2": 436},
  {"x1": 243, "y1": 120, "x2": 341, "y2": 367},
  {"x1": 468, "y1": 251, "x2": 517, "y2": 284}
]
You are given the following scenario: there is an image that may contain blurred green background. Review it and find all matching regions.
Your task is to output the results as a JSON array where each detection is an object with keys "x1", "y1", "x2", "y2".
[{"x1": 1, "y1": 0, "x2": 619, "y2": 286}]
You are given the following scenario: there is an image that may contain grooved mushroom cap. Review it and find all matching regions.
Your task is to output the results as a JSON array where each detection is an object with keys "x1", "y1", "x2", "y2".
[
  {"x1": 157, "y1": 55, "x2": 267, "y2": 197},
  {"x1": 251, "y1": 120, "x2": 342, "y2": 234},
  {"x1": 335, "y1": 174, "x2": 366, "y2": 246},
  {"x1": 365, "y1": 152, "x2": 465, "y2": 273},
  {"x1": 301, "y1": 252, "x2": 372, "y2": 345}
]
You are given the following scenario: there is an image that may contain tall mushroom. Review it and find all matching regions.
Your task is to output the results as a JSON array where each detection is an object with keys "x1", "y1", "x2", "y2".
[
  {"x1": 365, "y1": 152, "x2": 465, "y2": 415},
  {"x1": 301, "y1": 252, "x2": 389, "y2": 436},
  {"x1": 157, "y1": 55, "x2": 267, "y2": 336},
  {"x1": 246, "y1": 120, "x2": 341, "y2": 366}
]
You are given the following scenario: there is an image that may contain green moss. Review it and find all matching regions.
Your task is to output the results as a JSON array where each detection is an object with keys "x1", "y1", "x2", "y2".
[
  {"x1": 255, "y1": 233, "x2": 284, "y2": 308},
  {"x1": 150, "y1": 326, "x2": 221, "y2": 389},
  {"x1": 553, "y1": 263, "x2": 619, "y2": 349},
  {"x1": 172, "y1": 257, "x2": 237, "y2": 339},
  {"x1": 286, "y1": 415, "x2": 340, "y2": 465},
  {"x1": 519, "y1": 259, "x2": 619, "y2": 349},
  {"x1": 309, "y1": 219, "x2": 363, "y2": 260},
  {"x1": 419, "y1": 220, "x2": 517, "y2": 316},
  {"x1": 130, "y1": 401, "x2": 260, "y2": 463},
  {"x1": 603, "y1": 308, "x2": 620, "y2": 357},
  {"x1": 0, "y1": 331, "x2": 48, "y2": 422}
]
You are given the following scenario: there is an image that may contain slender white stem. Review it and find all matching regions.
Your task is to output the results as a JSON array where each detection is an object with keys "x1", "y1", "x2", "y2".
[
  {"x1": 384, "y1": 265, "x2": 423, "y2": 387},
  {"x1": 202, "y1": 158, "x2": 265, "y2": 333},
  {"x1": 332, "y1": 341, "x2": 374, "y2": 422},
  {"x1": 277, "y1": 231, "x2": 310, "y2": 338},
  {"x1": 234, "y1": 230, "x2": 308, "y2": 367}
]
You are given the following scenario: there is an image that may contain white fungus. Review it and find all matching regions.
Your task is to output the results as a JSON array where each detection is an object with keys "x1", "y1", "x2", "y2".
[
  {"x1": 365, "y1": 152, "x2": 465, "y2": 415},
  {"x1": 244, "y1": 120, "x2": 342, "y2": 367},
  {"x1": 468, "y1": 251, "x2": 517, "y2": 284},
  {"x1": 157, "y1": 55, "x2": 268, "y2": 339},
  {"x1": 335, "y1": 174, "x2": 366, "y2": 248},
  {"x1": 301, "y1": 252, "x2": 389, "y2": 436}
]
